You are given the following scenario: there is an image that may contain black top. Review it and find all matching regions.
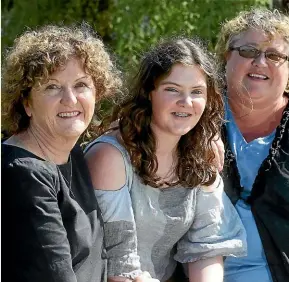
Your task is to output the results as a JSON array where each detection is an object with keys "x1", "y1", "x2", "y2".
[
  {"x1": 1, "y1": 144, "x2": 106, "y2": 282},
  {"x1": 222, "y1": 99, "x2": 289, "y2": 282}
]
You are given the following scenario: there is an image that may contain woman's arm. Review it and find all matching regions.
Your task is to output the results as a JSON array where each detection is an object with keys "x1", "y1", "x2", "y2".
[
  {"x1": 108, "y1": 272, "x2": 159, "y2": 282},
  {"x1": 175, "y1": 174, "x2": 247, "y2": 281},
  {"x1": 212, "y1": 135, "x2": 225, "y2": 172},
  {"x1": 188, "y1": 256, "x2": 223, "y2": 282},
  {"x1": 2, "y1": 161, "x2": 77, "y2": 282},
  {"x1": 85, "y1": 142, "x2": 144, "y2": 281}
]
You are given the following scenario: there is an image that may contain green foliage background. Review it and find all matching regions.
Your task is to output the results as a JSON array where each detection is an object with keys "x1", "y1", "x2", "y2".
[{"x1": 2, "y1": 0, "x2": 270, "y2": 70}]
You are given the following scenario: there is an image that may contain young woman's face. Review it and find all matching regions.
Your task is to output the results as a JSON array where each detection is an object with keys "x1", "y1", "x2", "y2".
[
  {"x1": 150, "y1": 63, "x2": 207, "y2": 140},
  {"x1": 24, "y1": 58, "x2": 96, "y2": 141}
]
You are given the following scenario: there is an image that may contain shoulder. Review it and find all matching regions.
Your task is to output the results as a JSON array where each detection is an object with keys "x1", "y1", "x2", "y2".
[
  {"x1": 84, "y1": 141, "x2": 127, "y2": 191},
  {"x1": 2, "y1": 144, "x2": 57, "y2": 191},
  {"x1": 198, "y1": 173, "x2": 222, "y2": 193}
]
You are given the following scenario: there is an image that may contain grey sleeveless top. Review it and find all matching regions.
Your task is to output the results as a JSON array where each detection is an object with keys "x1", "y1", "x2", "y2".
[{"x1": 85, "y1": 135, "x2": 247, "y2": 281}]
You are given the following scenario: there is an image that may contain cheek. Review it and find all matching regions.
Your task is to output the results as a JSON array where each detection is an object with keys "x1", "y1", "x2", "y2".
[
  {"x1": 279, "y1": 66, "x2": 289, "y2": 85},
  {"x1": 193, "y1": 98, "x2": 207, "y2": 115},
  {"x1": 29, "y1": 96, "x2": 56, "y2": 117},
  {"x1": 151, "y1": 94, "x2": 169, "y2": 112},
  {"x1": 79, "y1": 91, "x2": 96, "y2": 111},
  {"x1": 226, "y1": 56, "x2": 248, "y2": 77}
]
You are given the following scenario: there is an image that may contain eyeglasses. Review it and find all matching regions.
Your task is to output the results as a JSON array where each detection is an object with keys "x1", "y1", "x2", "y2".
[{"x1": 229, "y1": 45, "x2": 289, "y2": 64}]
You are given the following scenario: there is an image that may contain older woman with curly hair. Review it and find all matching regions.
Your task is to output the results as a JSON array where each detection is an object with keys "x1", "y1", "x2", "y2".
[
  {"x1": 84, "y1": 37, "x2": 247, "y2": 282},
  {"x1": 215, "y1": 8, "x2": 289, "y2": 282},
  {"x1": 1, "y1": 24, "x2": 156, "y2": 282}
]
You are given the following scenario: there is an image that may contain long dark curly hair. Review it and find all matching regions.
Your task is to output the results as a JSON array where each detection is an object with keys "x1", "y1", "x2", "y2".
[{"x1": 101, "y1": 37, "x2": 224, "y2": 188}]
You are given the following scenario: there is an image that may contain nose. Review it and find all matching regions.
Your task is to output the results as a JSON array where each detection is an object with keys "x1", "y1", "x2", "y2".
[
  {"x1": 252, "y1": 52, "x2": 268, "y2": 67},
  {"x1": 176, "y1": 94, "x2": 193, "y2": 107},
  {"x1": 60, "y1": 87, "x2": 77, "y2": 106}
]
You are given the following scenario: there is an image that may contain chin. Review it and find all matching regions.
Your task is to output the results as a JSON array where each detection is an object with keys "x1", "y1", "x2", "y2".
[
  {"x1": 172, "y1": 129, "x2": 192, "y2": 137},
  {"x1": 58, "y1": 125, "x2": 88, "y2": 139},
  {"x1": 246, "y1": 91, "x2": 267, "y2": 99}
]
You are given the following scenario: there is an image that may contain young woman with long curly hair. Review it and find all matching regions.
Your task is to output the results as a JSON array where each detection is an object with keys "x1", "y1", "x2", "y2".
[{"x1": 84, "y1": 37, "x2": 247, "y2": 282}]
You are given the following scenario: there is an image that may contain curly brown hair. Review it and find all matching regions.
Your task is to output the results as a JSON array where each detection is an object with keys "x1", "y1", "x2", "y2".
[
  {"x1": 2, "y1": 23, "x2": 122, "y2": 136},
  {"x1": 101, "y1": 37, "x2": 224, "y2": 188}
]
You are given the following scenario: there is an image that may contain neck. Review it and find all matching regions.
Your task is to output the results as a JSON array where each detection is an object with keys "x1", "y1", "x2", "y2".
[
  {"x1": 19, "y1": 126, "x2": 76, "y2": 164},
  {"x1": 151, "y1": 128, "x2": 180, "y2": 182},
  {"x1": 153, "y1": 131, "x2": 179, "y2": 158},
  {"x1": 228, "y1": 93, "x2": 288, "y2": 141}
]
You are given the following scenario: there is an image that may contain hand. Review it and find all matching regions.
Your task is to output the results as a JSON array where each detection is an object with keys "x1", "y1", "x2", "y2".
[
  {"x1": 212, "y1": 136, "x2": 224, "y2": 172},
  {"x1": 129, "y1": 272, "x2": 160, "y2": 282}
]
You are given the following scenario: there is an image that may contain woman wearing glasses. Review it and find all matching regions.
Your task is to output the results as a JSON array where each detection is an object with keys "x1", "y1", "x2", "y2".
[{"x1": 215, "y1": 8, "x2": 289, "y2": 282}]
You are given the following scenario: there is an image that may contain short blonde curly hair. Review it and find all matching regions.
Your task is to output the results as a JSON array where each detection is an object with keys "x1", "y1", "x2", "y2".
[
  {"x1": 215, "y1": 8, "x2": 289, "y2": 67},
  {"x1": 2, "y1": 23, "x2": 122, "y2": 135}
]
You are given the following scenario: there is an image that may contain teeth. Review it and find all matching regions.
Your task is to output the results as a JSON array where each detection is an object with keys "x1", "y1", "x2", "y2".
[
  {"x1": 248, "y1": 73, "x2": 268, "y2": 79},
  {"x1": 58, "y1": 111, "x2": 80, "y2": 117},
  {"x1": 173, "y1": 112, "x2": 191, "y2": 117}
]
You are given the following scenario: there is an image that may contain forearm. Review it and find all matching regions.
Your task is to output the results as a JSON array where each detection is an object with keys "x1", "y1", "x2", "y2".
[
  {"x1": 188, "y1": 256, "x2": 224, "y2": 282},
  {"x1": 108, "y1": 277, "x2": 128, "y2": 282},
  {"x1": 108, "y1": 272, "x2": 160, "y2": 282}
]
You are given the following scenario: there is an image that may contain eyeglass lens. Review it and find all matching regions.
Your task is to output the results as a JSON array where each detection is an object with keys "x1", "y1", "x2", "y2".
[{"x1": 239, "y1": 46, "x2": 285, "y2": 63}]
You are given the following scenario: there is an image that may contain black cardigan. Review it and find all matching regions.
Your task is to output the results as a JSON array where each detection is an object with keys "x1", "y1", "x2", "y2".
[{"x1": 222, "y1": 99, "x2": 289, "y2": 282}]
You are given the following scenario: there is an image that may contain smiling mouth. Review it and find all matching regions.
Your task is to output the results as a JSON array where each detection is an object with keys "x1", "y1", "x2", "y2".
[
  {"x1": 57, "y1": 111, "x2": 81, "y2": 118},
  {"x1": 248, "y1": 73, "x2": 269, "y2": 80},
  {"x1": 172, "y1": 112, "x2": 192, "y2": 117}
]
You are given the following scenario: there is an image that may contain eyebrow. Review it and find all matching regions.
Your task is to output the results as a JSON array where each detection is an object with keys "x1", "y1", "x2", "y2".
[
  {"x1": 243, "y1": 42, "x2": 259, "y2": 47},
  {"x1": 47, "y1": 76, "x2": 88, "y2": 83},
  {"x1": 75, "y1": 76, "x2": 89, "y2": 81},
  {"x1": 160, "y1": 81, "x2": 207, "y2": 88},
  {"x1": 47, "y1": 78, "x2": 59, "y2": 83},
  {"x1": 243, "y1": 42, "x2": 282, "y2": 52}
]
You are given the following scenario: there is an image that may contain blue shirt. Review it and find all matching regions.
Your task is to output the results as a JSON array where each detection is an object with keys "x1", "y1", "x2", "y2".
[{"x1": 224, "y1": 101, "x2": 274, "y2": 282}]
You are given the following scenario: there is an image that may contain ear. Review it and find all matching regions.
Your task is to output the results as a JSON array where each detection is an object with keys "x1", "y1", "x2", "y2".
[
  {"x1": 23, "y1": 98, "x2": 32, "y2": 117},
  {"x1": 148, "y1": 90, "x2": 154, "y2": 101},
  {"x1": 225, "y1": 49, "x2": 233, "y2": 61}
]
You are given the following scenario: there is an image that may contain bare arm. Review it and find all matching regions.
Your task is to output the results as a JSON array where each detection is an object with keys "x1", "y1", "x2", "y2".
[
  {"x1": 175, "y1": 174, "x2": 246, "y2": 281},
  {"x1": 212, "y1": 135, "x2": 225, "y2": 172},
  {"x1": 108, "y1": 272, "x2": 159, "y2": 282},
  {"x1": 188, "y1": 256, "x2": 223, "y2": 282},
  {"x1": 85, "y1": 141, "x2": 145, "y2": 280},
  {"x1": 85, "y1": 142, "x2": 126, "y2": 191}
]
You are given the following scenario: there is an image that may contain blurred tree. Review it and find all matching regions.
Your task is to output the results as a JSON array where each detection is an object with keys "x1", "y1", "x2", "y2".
[
  {"x1": 272, "y1": 0, "x2": 289, "y2": 12},
  {"x1": 103, "y1": 0, "x2": 270, "y2": 69},
  {"x1": 2, "y1": 0, "x2": 270, "y2": 67},
  {"x1": 1, "y1": 0, "x2": 107, "y2": 54}
]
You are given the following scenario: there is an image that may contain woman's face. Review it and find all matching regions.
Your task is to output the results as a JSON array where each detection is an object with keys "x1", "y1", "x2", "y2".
[
  {"x1": 225, "y1": 29, "x2": 289, "y2": 104},
  {"x1": 24, "y1": 58, "x2": 96, "y2": 140},
  {"x1": 150, "y1": 63, "x2": 207, "y2": 139}
]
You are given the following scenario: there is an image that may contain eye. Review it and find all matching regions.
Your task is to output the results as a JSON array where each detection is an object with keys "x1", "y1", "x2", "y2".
[
  {"x1": 266, "y1": 52, "x2": 285, "y2": 62},
  {"x1": 191, "y1": 89, "x2": 204, "y2": 95},
  {"x1": 165, "y1": 87, "x2": 178, "y2": 93},
  {"x1": 75, "y1": 82, "x2": 88, "y2": 88},
  {"x1": 45, "y1": 84, "x2": 61, "y2": 90},
  {"x1": 239, "y1": 46, "x2": 259, "y2": 58}
]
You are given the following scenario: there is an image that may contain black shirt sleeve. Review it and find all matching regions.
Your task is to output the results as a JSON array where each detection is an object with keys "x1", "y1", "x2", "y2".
[{"x1": 2, "y1": 158, "x2": 77, "y2": 282}]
